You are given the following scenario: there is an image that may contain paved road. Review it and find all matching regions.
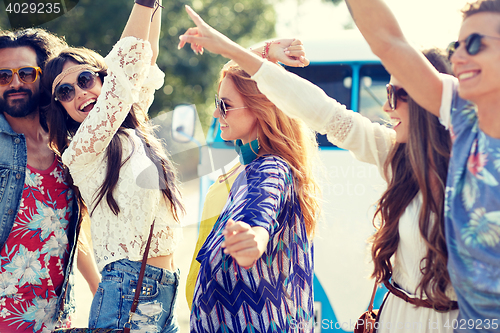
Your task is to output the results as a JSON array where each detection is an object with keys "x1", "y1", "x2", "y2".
[{"x1": 72, "y1": 178, "x2": 201, "y2": 332}]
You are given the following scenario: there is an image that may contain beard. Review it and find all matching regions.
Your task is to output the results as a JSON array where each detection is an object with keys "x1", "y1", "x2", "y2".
[{"x1": 0, "y1": 88, "x2": 39, "y2": 118}]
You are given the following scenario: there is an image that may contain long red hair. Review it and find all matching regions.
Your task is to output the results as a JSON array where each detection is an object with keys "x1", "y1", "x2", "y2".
[{"x1": 219, "y1": 63, "x2": 321, "y2": 237}]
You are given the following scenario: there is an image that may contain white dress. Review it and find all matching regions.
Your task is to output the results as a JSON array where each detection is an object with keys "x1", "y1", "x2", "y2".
[
  {"x1": 62, "y1": 37, "x2": 181, "y2": 272},
  {"x1": 252, "y1": 61, "x2": 459, "y2": 332}
]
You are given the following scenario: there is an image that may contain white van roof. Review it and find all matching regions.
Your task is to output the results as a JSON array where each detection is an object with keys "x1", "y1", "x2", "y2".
[{"x1": 300, "y1": 29, "x2": 380, "y2": 63}]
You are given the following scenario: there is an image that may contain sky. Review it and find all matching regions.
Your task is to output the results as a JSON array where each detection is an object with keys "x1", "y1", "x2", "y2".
[{"x1": 275, "y1": 0, "x2": 471, "y2": 50}]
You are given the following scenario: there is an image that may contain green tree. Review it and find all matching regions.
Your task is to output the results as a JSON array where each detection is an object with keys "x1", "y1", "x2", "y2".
[
  {"x1": 0, "y1": 0, "x2": 276, "y2": 129},
  {"x1": 0, "y1": 1, "x2": 10, "y2": 28}
]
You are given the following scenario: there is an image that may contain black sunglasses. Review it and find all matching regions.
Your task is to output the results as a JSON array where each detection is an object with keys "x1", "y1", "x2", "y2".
[
  {"x1": 386, "y1": 84, "x2": 408, "y2": 111},
  {"x1": 54, "y1": 70, "x2": 98, "y2": 102},
  {"x1": 214, "y1": 94, "x2": 247, "y2": 119},
  {"x1": 0, "y1": 66, "x2": 42, "y2": 86},
  {"x1": 447, "y1": 33, "x2": 500, "y2": 60}
]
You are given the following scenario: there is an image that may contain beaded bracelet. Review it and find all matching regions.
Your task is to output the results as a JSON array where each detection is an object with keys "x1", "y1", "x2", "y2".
[
  {"x1": 262, "y1": 42, "x2": 272, "y2": 59},
  {"x1": 261, "y1": 41, "x2": 281, "y2": 60}
]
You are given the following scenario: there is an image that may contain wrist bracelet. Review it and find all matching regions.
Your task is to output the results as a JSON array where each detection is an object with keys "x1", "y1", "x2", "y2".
[
  {"x1": 241, "y1": 260, "x2": 256, "y2": 270},
  {"x1": 262, "y1": 42, "x2": 272, "y2": 59},
  {"x1": 262, "y1": 41, "x2": 281, "y2": 60},
  {"x1": 134, "y1": 0, "x2": 155, "y2": 8}
]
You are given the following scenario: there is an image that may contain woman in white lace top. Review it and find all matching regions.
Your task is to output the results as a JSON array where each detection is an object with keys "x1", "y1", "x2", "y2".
[
  {"x1": 179, "y1": 7, "x2": 459, "y2": 332},
  {"x1": 42, "y1": 1, "x2": 184, "y2": 332}
]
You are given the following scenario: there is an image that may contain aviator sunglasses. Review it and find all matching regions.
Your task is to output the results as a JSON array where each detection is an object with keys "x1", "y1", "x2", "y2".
[
  {"x1": 447, "y1": 33, "x2": 500, "y2": 60},
  {"x1": 54, "y1": 70, "x2": 98, "y2": 102},
  {"x1": 386, "y1": 83, "x2": 408, "y2": 111},
  {"x1": 215, "y1": 94, "x2": 247, "y2": 119},
  {"x1": 0, "y1": 66, "x2": 42, "y2": 86}
]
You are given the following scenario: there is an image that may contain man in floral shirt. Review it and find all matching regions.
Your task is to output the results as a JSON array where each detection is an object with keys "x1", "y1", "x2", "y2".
[{"x1": 0, "y1": 28, "x2": 96, "y2": 332}]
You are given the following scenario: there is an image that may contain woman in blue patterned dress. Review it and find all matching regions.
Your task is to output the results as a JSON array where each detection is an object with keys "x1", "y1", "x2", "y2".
[{"x1": 187, "y1": 56, "x2": 320, "y2": 332}]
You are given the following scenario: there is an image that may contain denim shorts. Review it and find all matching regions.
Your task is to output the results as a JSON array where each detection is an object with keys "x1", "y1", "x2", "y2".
[{"x1": 89, "y1": 259, "x2": 180, "y2": 333}]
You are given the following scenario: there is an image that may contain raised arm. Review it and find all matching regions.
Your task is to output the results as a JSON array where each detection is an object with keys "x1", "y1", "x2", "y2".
[
  {"x1": 148, "y1": 0, "x2": 161, "y2": 64},
  {"x1": 132, "y1": 0, "x2": 164, "y2": 115},
  {"x1": 178, "y1": 6, "x2": 308, "y2": 74},
  {"x1": 345, "y1": 0, "x2": 443, "y2": 116},
  {"x1": 63, "y1": 2, "x2": 160, "y2": 170},
  {"x1": 121, "y1": 1, "x2": 153, "y2": 41},
  {"x1": 179, "y1": 6, "x2": 394, "y2": 173},
  {"x1": 121, "y1": 1, "x2": 161, "y2": 63}
]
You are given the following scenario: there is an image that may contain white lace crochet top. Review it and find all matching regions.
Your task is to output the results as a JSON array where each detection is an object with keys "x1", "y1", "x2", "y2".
[
  {"x1": 62, "y1": 37, "x2": 181, "y2": 272},
  {"x1": 252, "y1": 61, "x2": 456, "y2": 300}
]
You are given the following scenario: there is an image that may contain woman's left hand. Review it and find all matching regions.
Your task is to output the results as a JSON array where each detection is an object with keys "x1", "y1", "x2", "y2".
[
  {"x1": 268, "y1": 39, "x2": 310, "y2": 67},
  {"x1": 221, "y1": 219, "x2": 270, "y2": 268}
]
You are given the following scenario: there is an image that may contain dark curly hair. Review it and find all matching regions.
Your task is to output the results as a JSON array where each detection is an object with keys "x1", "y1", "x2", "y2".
[
  {"x1": 462, "y1": 0, "x2": 500, "y2": 19},
  {"x1": 0, "y1": 28, "x2": 67, "y2": 70}
]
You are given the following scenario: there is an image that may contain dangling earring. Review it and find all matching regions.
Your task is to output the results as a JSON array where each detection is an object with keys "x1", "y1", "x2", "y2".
[{"x1": 257, "y1": 132, "x2": 261, "y2": 150}]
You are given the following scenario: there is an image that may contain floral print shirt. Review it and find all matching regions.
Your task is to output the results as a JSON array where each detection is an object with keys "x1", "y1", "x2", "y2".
[
  {"x1": 439, "y1": 75, "x2": 500, "y2": 331},
  {"x1": 0, "y1": 158, "x2": 73, "y2": 333}
]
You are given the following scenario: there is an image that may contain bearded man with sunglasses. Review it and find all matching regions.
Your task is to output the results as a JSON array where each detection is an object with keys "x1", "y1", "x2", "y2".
[
  {"x1": 0, "y1": 28, "x2": 99, "y2": 332},
  {"x1": 345, "y1": 0, "x2": 500, "y2": 331}
]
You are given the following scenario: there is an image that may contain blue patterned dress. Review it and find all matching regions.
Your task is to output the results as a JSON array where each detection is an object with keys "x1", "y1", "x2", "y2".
[
  {"x1": 190, "y1": 155, "x2": 314, "y2": 333},
  {"x1": 439, "y1": 75, "x2": 500, "y2": 332}
]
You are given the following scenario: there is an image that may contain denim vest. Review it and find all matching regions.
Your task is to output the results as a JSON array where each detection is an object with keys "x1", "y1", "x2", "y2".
[{"x1": 0, "y1": 113, "x2": 78, "y2": 322}]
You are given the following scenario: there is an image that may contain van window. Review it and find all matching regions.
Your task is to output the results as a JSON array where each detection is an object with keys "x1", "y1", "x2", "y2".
[
  {"x1": 359, "y1": 64, "x2": 390, "y2": 124},
  {"x1": 287, "y1": 64, "x2": 352, "y2": 108},
  {"x1": 288, "y1": 64, "x2": 352, "y2": 147}
]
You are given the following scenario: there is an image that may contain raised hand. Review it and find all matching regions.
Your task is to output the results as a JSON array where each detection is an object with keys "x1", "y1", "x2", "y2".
[
  {"x1": 267, "y1": 39, "x2": 310, "y2": 67},
  {"x1": 178, "y1": 6, "x2": 311, "y2": 76},
  {"x1": 221, "y1": 219, "x2": 269, "y2": 268},
  {"x1": 178, "y1": 5, "x2": 237, "y2": 58}
]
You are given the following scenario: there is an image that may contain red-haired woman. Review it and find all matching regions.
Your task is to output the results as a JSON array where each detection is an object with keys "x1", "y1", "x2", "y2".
[{"x1": 179, "y1": 6, "x2": 459, "y2": 333}]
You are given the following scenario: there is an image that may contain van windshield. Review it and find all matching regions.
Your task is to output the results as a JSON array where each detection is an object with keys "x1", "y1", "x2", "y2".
[
  {"x1": 359, "y1": 64, "x2": 390, "y2": 125},
  {"x1": 287, "y1": 64, "x2": 352, "y2": 147},
  {"x1": 288, "y1": 63, "x2": 390, "y2": 148}
]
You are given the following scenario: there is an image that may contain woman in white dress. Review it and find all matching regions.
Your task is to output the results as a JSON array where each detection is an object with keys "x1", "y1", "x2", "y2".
[
  {"x1": 42, "y1": 1, "x2": 184, "y2": 332},
  {"x1": 178, "y1": 6, "x2": 459, "y2": 332}
]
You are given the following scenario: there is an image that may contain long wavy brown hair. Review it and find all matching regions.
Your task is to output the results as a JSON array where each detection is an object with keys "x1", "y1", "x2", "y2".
[
  {"x1": 371, "y1": 49, "x2": 454, "y2": 308},
  {"x1": 41, "y1": 47, "x2": 184, "y2": 222},
  {"x1": 219, "y1": 63, "x2": 321, "y2": 237}
]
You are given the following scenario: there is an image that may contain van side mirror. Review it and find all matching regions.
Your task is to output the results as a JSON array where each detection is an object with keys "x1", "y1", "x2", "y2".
[{"x1": 171, "y1": 104, "x2": 196, "y2": 143}]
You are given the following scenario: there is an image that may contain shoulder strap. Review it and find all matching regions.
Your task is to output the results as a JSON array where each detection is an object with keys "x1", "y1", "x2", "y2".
[
  {"x1": 367, "y1": 281, "x2": 378, "y2": 312},
  {"x1": 123, "y1": 220, "x2": 155, "y2": 333}
]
